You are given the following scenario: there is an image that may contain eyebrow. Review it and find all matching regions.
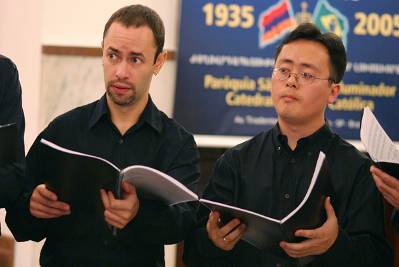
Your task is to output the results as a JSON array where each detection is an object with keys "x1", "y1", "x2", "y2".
[
  {"x1": 107, "y1": 47, "x2": 145, "y2": 58},
  {"x1": 277, "y1": 58, "x2": 318, "y2": 70}
]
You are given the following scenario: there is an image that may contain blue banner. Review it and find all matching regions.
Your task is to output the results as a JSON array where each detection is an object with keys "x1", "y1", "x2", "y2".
[{"x1": 174, "y1": 0, "x2": 399, "y2": 140}]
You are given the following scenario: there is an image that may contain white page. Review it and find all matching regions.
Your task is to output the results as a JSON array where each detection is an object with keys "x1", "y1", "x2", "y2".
[
  {"x1": 360, "y1": 107, "x2": 399, "y2": 164},
  {"x1": 281, "y1": 151, "x2": 325, "y2": 223},
  {"x1": 201, "y1": 151, "x2": 326, "y2": 225},
  {"x1": 199, "y1": 198, "x2": 281, "y2": 223},
  {"x1": 121, "y1": 165, "x2": 198, "y2": 205},
  {"x1": 0, "y1": 122, "x2": 15, "y2": 128},
  {"x1": 40, "y1": 138, "x2": 120, "y2": 171}
]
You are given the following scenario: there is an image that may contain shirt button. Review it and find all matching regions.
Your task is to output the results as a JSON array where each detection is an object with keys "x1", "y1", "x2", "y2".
[
  {"x1": 290, "y1": 158, "x2": 296, "y2": 163},
  {"x1": 119, "y1": 139, "x2": 124, "y2": 144},
  {"x1": 276, "y1": 146, "x2": 281, "y2": 151},
  {"x1": 284, "y1": 193, "x2": 290, "y2": 199}
]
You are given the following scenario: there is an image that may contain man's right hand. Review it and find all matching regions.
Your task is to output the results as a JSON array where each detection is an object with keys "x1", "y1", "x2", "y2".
[
  {"x1": 30, "y1": 184, "x2": 70, "y2": 218},
  {"x1": 206, "y1": 211, "x2": 246, "y2": 251}
]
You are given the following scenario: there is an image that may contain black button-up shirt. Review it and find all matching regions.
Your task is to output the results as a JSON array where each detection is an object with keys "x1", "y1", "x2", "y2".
[
  {"x1": 0, "y1": 55, "x2": 25, "y2": 234},
  {"x1": 185, "y1": 124, "x2": 392, "y2": 267},
  {"x1": 7, "y1": 95, "x2": 200, "y2": 267}
]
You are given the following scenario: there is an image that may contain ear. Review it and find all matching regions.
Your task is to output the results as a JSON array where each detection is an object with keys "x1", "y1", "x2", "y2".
[
  {"x1": 327, "y1": 83, "x2": 340, "y2": 104},
  {"x1": 153, "y1": 51, "x2": 167, "y2": 76}
]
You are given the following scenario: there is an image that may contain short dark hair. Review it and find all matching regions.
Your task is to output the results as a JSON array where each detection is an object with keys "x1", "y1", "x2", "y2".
[
  {"x1": 103, "y1": 5, "x2": 165, "y2": 62},
  {"x1": 274, "y1": 23, "x2": 347, "y2": 83}
]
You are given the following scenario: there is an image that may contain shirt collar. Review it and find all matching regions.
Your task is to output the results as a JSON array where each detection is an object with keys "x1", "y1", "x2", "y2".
[
  {"x1": 89, "y1": 94, "x2": 163, "y2": 134},
  {"x1": 272, "y1": 122, "x2": 334, "y2": 154},
  {"x1": 139, "y1": 96, "x2": 163, "y2": 133},
  {"x1": 89, "y1": 94, "x2": 108, "y2": 129}
]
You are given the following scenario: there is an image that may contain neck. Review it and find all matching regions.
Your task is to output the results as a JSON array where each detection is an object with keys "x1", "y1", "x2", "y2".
[
  {"x1": 107, "y1": 94, "x2": 149, "y2": 135},
  {"x1": 278, "y1": 116, "x2": 325, "y2": 150}
]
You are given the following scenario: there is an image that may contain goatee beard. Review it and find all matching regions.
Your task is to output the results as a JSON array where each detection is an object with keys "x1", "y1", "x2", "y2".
[{"x1": 106, "y1": 87, "x2": 136, "y2": 106}]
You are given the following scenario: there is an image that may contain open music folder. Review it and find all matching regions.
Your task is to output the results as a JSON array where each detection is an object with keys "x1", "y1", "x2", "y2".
[{"x1": 360, "y1": 106, "x2": 399, "y2": 177}]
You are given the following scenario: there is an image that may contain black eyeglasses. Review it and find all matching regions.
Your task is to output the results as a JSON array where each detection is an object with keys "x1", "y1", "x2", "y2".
[{"x1": 272, "y1": 67, "x2": 335, "y2": 85}]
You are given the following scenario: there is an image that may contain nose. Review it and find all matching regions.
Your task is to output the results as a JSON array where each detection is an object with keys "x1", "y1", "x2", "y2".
[
  {"x1": 286, "y1": 73, "x2": 298, "y2": 88},
  {"x1": 115, "y1": 61, "x2": 128, "y2": 80}
]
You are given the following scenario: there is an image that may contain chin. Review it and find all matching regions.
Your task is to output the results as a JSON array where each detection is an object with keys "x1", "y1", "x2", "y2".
[
  {"x1": 107, "y1": 91, "x2": 136, "y2": 106},
  {"x1": 278, "y1": 111, "x2": 303, "y2": 123}
]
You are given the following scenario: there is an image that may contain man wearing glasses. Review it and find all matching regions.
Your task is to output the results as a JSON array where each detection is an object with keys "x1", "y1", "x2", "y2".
[{"x1": 184, "y1": 23, "x2": 392, "y2": 266}]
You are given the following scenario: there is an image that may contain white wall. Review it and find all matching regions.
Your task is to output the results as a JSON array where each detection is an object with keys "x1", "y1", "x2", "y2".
[
  {"x1": 0, "y1": 0, "x2": 180, "y2": 266},
  {"x1": 42, "y1": 0, "x2": 179, "y2": 50}
]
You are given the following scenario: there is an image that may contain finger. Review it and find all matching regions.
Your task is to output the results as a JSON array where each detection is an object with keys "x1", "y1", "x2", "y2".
[
  {"x1": 30, "y1": 200, "x2": 67, "y2": 214},
  {"x1": 376, "y1": 178, "x2": 399, "y2": 199},
  {"x1": 31, "y1": 193, "x2": 70, "y2": 211},
  {"x1": 108, "y1": 196, "x2": 138, "y2": 211},
  {"x1": 122, "y1": 183, "x2": 139, "y2": 203},
  {"x1": 280, "y1": 241, "x2": 300, "y2": 257},
  {"x1": 206, "y1": 211, "x2": 220, "y2": 233},
  {"x1": 295, "y1": 228, "x2": 317, "y2": 239},
  {"x1": 280, "y1": 240, "x2": 304, "y2": 251},
  {"x1": 108, "y1": 191, "x2": 116, "y2": 201},
  {"x1": 295, "y1": 197, "x2": 335, "y2": 238},
  {"x1": 283, "y1": 238, "x2": 317, "y2": 258},
  {"x1": 219, "y1": 218, "x2": 242, "y2": 238},
  {"x1": 324, "y1": 197, "x2": 336, "y2": 220},
  {"x1": 104, "y1": 215, "x2": 125, "y2": 229},
  {"x1": 373, "y1": 175, "x2": 388, "y2": 195},
  {"x1": 107, "y1": 191, "x2": 122, "y2": 209},
  {"x1": 106, "y1": 208, "x2": 132, "y2": 221},
  {"x1": 280, "y1": 241, "x2": 308, "y2": 258},
  {"x1": 382, "y1": 193, "x2": 399, "y2": 208},
  {"x1": 100, "y1": 189, "x2": 110, "y2": 209},
  {"x1": 283, "y1": 248, "x2": 306, "y2": 258},
  {"x1": 379, "y1": 174, "x2": 399, "y2": 190},
  {"x1": 104, "y1": 210, "x2": 127, "y2": 229},
  {"x1": 31, "y1": 209, "x2": 64, "y2": 219},
  {"x1": 39, "y1": 184, "x2": 58, "y2": 201},
  {"x1": 224, "y1": 223, "x2": 246, "y2": 242},
  {"x1": 30, "y1": 202, "x2": 70, "y2": 218},
  {"x1": 371, "y1": 167, "x2": 399, "y2": 188},
  {"x1": 122, "y1": 181, "x2": 136, "y2": 195},
  {"x1": 370, "y1": 165, "x2": 381, "y2": 176}
]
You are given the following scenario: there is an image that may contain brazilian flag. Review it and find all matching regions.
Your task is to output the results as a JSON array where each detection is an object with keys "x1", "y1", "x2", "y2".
[{"x1": 312, "y1": 0, "x2": 349, "y2": 47}]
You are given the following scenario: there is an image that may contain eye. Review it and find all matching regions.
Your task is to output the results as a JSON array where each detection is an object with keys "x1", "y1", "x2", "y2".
[
  {"x1": 107, "y1": 52, "x2": 118, "y2": 61},
  {"x1": 278, "y1": 67, "x2": 290, "y2": 75},
  {"x1": 131, "y1": 57, "x2": 143, "y2": 64},
  {"x1": 277, "y1": 67, "x2": 290, "y2": 77},
  {"x1": 302, "y1": 72, "x2": 314, "y2": 80}
]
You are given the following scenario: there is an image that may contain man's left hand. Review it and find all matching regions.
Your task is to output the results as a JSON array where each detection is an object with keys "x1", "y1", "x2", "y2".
[
  {"x1": 100, "y1": 181, "x2": 139, "y2": 229},
  {"x1": 371, "y1": 165, "x2": 399, "y2": 209},
  {"x1": 280, "y1": 197, "x2": 338, "y2": 258}
]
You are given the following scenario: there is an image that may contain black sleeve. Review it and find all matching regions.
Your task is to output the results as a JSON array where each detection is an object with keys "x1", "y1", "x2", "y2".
[
  {"x1": 0, "y1": 56, "x2": 25, "y2": 208},
  {"x1": 316, "y1": 161, "x2": 393, "y2": 266},
  {"x1": 6, "y1": 134, "x2": 49, "y2": 242},
  {"x1": 184, "y1": 151, "x2": 239, "y2": 266},
  {"x1": 118, "y1": 134, "x2": 201, "y2": 244}
]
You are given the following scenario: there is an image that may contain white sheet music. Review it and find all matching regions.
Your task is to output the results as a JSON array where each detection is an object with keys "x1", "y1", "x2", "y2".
[{"x1": 360, "y1": 107, "x2": 399, "y2": 163}]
